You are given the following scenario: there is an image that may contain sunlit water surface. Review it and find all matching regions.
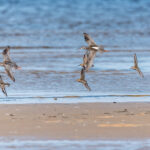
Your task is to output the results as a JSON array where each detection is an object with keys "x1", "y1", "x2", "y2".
[{"x1": 0, "y1": 139, "x2": 150, "y2": 150}]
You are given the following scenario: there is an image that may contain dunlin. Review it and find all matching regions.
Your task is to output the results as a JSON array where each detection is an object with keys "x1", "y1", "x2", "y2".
[
  {"x1": 81, "y1": 33, "x2": 108, "y2": 53},
  {"x1": 2, "y1": 46, "x2": 21, "y2": 82},
  {"x1": 80, "y1": 33, "x2": 108, "y2": 71},
  {"x1": 131, "y1": 53, "x2": 144, "y2": 78}
]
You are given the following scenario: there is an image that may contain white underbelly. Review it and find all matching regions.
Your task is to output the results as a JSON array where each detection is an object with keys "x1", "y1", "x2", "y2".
[{"x1": 92, "y1": 46, "x2": 99, "y2": 50}]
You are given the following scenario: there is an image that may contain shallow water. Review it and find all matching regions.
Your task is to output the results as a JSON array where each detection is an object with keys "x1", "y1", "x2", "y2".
[
  {"x1": 0, "y1": 138, "x2": 150, "y2": 150},
  {"x1": 0, "y1": 48, "x2": 149, "y2": 103}
]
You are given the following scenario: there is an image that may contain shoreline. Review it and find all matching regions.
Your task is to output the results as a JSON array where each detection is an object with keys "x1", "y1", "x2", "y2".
[{"x1": 0, "y1": 103, "x2": 150, "y2": 140}]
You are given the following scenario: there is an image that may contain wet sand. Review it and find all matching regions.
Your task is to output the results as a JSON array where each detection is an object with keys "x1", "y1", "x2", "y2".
[{"x1": 0, "y1": 102, "x2": 150, "y2": 140}]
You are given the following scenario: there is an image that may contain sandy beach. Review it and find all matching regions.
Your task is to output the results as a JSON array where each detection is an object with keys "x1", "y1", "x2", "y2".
[{"x1": 0, "y1": 102, "x2": 150, "y2": 140}]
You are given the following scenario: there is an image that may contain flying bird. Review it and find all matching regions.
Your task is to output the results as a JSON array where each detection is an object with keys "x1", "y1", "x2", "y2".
[
  {"x1": 80, "y1": 33, "x2": 109, "y2": 53},
  {"x1": 85, "y1": 50, "x2": 96, "y2": 71},
  {"x1": 131, "y1": 53, "x2": 144, "y2": 78},
  {"x1": 77, "y1": 68, "x2": 91, "y2": 91},
  {"x1": 0, "y1": 75, "x2": 10, "y2": 96},
  {"x1": 1, "y1": 46, "x2": 21, "y2": 82},
  {"x1": 80, "y1": 33, "x2": 108, "y2": 71}
]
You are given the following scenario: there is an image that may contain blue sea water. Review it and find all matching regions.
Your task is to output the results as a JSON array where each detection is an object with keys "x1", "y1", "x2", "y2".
[
  {"x1": 0, "y1": 0, "x2": 149, "y2": 48},
  {"x1": 0, "y1": 139, "x2": 149, "y2": 150}
]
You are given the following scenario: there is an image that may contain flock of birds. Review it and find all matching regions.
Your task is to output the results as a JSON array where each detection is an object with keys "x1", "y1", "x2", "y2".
[
  {"x1": 77, "y1": 33, "x2": 144, "y2": 91},
  {"x1": 0, "y1": 46, "x2": 20, "y2": 96},
  {"x1": 0, "y1": 33, "x2": 144, "y2": 95}
]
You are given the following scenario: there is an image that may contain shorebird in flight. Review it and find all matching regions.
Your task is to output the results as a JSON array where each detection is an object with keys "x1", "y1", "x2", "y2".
[
  {"x1": 0, "y1": 46, "x2": 21, "y2": 82},
  {"x1": 0, "y1": 75, "x2": 10, "y2": 96},
  {"x1": 80, "y1": 33, "x2": 109, "y2": 53},
  {"x1": 131, "y1": 53, "x2": 144, "y2": 78},
  {"x1": 77, "y1": 68, "x2": 91, "y2": 91},
  {"x1": 80, "y1": 33, "x2": 108, "y2": 71}
]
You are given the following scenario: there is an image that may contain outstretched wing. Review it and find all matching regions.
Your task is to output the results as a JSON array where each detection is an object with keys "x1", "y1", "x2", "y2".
[
  {"x1": 1, "y1": 86, "x2": 7, "y2": 96},
  {"x1": 86, "y1": 51, "x2": 96, "y2": 71},
  {"x1": 4, "y1": 65, "x2": 15, "y2": 82},
  {"x1": 83, "y1": 33, "x2": 97, "y2": 46},
  {"x1": 0, "y1": 75, "x2": 3, "y2": 82},
  {"x1": 84, "y1": 82, "x2": 91, "y2": 91},
  {"x1": 83, "y1": 53, "x2": 88, "y2": 67},
  {"x1": 80, "y1": 68, "x2": 85, "y2": 80},
  {"x1": 136, "y1": 67, "x2": 144, "y2": 78},
  {"x1": 2, "y1": 47, "x2": 11, "y2": 62},
  {"x1": 0, "y1": 75, "x2": 8, "y2": 96},
  {"x1": 134, "y1": 53, "x2": 138, "y2": 68}
]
